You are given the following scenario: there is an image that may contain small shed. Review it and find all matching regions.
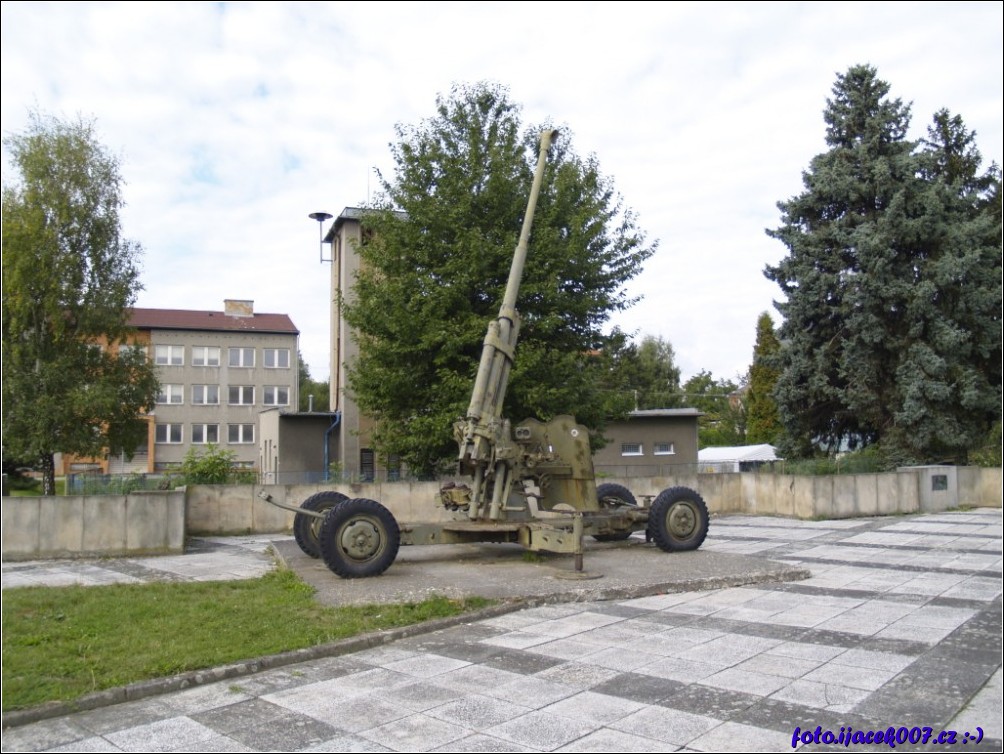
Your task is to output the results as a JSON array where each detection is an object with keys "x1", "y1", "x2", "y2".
[{"x1": 698, "y1": 444, "x2": 780, "y2": 473}]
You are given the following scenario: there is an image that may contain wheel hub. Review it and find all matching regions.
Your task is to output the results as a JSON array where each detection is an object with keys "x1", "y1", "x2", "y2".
[
  {"x1": 668, "y1": 503, "x2": 696, "y2": 537},
  {"x1": 340, "y1": 519, "x2": 381, "y2": 559}
]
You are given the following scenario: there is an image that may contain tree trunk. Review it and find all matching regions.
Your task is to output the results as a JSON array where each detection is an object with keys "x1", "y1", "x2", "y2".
[{"x1": 40, "y1": 452, "x2": 56, "y2": 496}]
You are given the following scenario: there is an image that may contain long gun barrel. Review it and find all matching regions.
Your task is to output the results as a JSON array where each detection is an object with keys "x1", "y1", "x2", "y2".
[{"x1": 455, "y1": 130, "x2": 557, "y2": 516}]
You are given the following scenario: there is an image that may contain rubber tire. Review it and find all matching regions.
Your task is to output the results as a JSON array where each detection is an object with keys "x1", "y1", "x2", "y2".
[
  {"x1": 318, "y1": 498, "x2": 400, "y2": 578},
  {"x1": 293, "y1": 491, "x2": 349, "y2": 558},
  {"x1": 593, "y1": 483, "x2": 638, "y2": 542},
  {"x1": 648, "y1": 486, "x2": 709, "y2": 552}
]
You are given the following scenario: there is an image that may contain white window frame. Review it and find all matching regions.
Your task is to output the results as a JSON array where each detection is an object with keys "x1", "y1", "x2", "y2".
[
  {"x1": 228, "y1": 385, "x2": 255, "y2": 406},
  {"x1": 155, "y1": 345, "x2": 184, "y2": 366},
  {"x1": 263, "y1": 385, "x2": 290, "y2": 406},
  {"x1": 155, "y1": 423, "x2": 183, "y2": 444},
  {"x1": 654, "y1": 442, "x2": 676, "y2": 456},
  {"x1": 264, "y1": 348, "x2": 290, "y2": 369},
  {"x1": 192, "y1": 346, "x2": 221, "y2": 367},
  {"x1": 228, "y1": 347, "x2": 255, "y2": 368},
  {"x1": 156, "y1": 384, "x2": 184, "y2": 405},
  {"x1": 192, "y1": 424, "x2": 220, "y2": 444},
  {"x1": 192, "y1": 384, "x2": 220, "y2": 405},
  {"x1": 621, "y1": 443, "x2": 644, "y2": 457},
  {"x1": 228, "y1": 423, "x2": 255, "y2": 444}
]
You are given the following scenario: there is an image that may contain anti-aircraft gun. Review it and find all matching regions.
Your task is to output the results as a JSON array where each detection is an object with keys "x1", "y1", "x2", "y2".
[{"x1": 263, "y1": 130, "x2": 709, "y2": 578}]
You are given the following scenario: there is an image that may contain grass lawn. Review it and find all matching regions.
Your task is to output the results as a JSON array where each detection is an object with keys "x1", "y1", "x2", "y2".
[
  {"x1": 6, "y1": 478, "x2": 66, "y2": 496},
  {"x1": 1, "y1": 569, "x2": 492, "y2": 711}
]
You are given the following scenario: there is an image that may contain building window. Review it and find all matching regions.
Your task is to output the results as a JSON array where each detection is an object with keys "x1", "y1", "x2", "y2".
[
  {"x1": 621, "y1": 443, "x2": 644, "y2": 457},
  {"x1": 360, "y1": 448, "x2": 375, "y2": 482},
  {"x1": 654, "y1": 442, "x2": 676, "y2": 456},
  {"x1": 154, "y1": 345, "x2": 184, "y2": 366},
  {"x1": 192, "y1": 385, "x2": 220, "y2": 405},
  {"x1": 228, "y1": 347, "x2": 255, "y2": 367},
  {"x1": 192, "y1": 346, "x2": 221, "y2": 367},
  {"x1": 387, "y1": 454, "x2": 401, "y2": 482},
  {"x1": 228, "y1": 423, "x2": 254, "y2": 444},
  {"x1": 192, "y1": 424, "x2": 219, "y2": 444},
  {"x1": 263, "y1": 386, "x2": 289, "y2": 406},
  {"x1": 155, "y1": 423, "x2": 183, "y2": 444},
  {"x1": 156, "y1": 384, "x2": 184, "y2": 404},
  {"x1": 264, "y1": 348, "x2": 290, "y2": 369},
  {"x1": 228, "y1": 385, "x2": 255, "y2": 405}
]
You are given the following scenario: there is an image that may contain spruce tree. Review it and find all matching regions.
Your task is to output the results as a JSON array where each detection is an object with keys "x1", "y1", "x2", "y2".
[
  {"x1": 746, "y1": 312, "x2": 783, "y2": 446},
  {"x1": 764, "y1": 65, "x2": 1001, "y2": 463}
]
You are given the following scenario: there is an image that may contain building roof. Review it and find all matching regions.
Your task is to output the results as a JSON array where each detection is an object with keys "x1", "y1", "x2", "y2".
[
  {"x1": 627, "y1": 408, "x2": 704, "y2": 419},
  {"x1": 128, "y1": 308, "x2": 299, "y2": 335},
  {"x1": 698, "y1": 444, "x2": 780, "y2": 463},
  {"x1": 324, "y1": 206, "x2": 408, "y2": 242}
]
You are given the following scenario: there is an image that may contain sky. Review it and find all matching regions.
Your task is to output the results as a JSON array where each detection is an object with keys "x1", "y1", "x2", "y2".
[{"x1": 2, "y1": 1, "x2": 1001, "y2": 385}]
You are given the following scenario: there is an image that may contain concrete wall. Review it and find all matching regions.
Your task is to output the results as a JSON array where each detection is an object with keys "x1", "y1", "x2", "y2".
[
  {"x1": 2, "y1": 490, "x2": 185, "y2": 561},
  {"x1": 185, "y1": 481, "x2": 458, "y2": 535},
  {"x1": 6, "y1": 467, "x2": 999, "y2": 558},
  {"x1": 184, "y1": 466, "x2": 1000, "y2": 535},
  {"x1": 959, "y1": 466, "x2": 1003, "y2": 508}
]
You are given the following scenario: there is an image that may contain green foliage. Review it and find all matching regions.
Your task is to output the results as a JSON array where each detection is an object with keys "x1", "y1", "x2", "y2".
[
  {"x1": 745, "y1": 312, "x2": 783, "y2": 446},
  {"x1": 1, "y1": 569, "x2": 493, "y2": 710},
  {"x1": 682, "y1": 370, "x2": 746, "y2": 448},
  {"x1": 297, "y1": 350, "x2": 330, "y2": 412},
  {"x1": 764, "y1": 65, "x2": 1002, "y2": 463},
  {"x1": 343, "y1": 83, "x2": 656, "y2": 476},
  {"x1": 969, "y1": 420, "x2": 1003, "y2": 468},
  {"x1": 2, "y1": 111, "x2": 159, "y2": 495},
  {"x1": 769, "y1": 446, "x2": 891, "y2": 475},
  {"x1": 179, "y1": 445, "x2": 245, "y2": 485},
  {"x1": 601, "y1": 329, "x2": 682, "y2": 413}
]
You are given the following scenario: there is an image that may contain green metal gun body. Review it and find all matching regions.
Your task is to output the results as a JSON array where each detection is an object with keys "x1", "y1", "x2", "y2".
[{"x1": 453, "y1": 130, "x2": 599, "y2": 522}]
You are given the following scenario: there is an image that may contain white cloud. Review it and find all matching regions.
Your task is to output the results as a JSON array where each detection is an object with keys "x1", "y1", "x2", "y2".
[{"x1": 3, "y1": 1, "x2": 1001, "y2": 385}]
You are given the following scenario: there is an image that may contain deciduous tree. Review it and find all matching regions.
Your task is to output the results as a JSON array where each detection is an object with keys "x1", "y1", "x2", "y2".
[
  {"x1": 681, "y1": 370, "x2": 746, "y2": 448},
  {"x1": 2, "y1": 112, "x2": 159, "y2": 494},
  {"x1": 598, "y1": 330, "x2": 683, "y2": 413},
  {"x1": 342, "y1": 83, "x2": 656, "y2": 476},
  {"x1": 764, "y1": 65, "x2": 1001, "y2": 463}
]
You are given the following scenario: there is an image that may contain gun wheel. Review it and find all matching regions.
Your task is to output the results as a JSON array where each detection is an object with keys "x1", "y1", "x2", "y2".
[
  {"x1": 318, "y1": 498, "x2": 400, "y2": 578},
  {"x1": 648, "y1": 487, "x2": 709, "y2": 552},
  {"x1": 293, "y1": 491, "x2": 349, "y2": 558},
  {"x1": 593, "y1": 483, "x2": 637, "y2": 542}
]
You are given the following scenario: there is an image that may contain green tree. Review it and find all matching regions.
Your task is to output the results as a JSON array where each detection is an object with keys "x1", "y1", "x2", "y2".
[
  {"x1": 2, "y1": 112, "x2": 159, "y2": 494},
  {"x1": 764, "y1": 65, "x2": 1001, "y2": 463},
  {"x1": 745, "y1": 312, "x2": 783, "y2": 446},
  {"x1": 599, "y1": 330, "x2": 682, "y2": 412},
  {"x1": 297, "y1": 351, "x2": 330, "y2": 412},
  {"x1": 343, "y1": 83, "x2": 656, "y2": 476},
  {"x1": 682, "y1": 371, "x2": 746, "y2": 448}
]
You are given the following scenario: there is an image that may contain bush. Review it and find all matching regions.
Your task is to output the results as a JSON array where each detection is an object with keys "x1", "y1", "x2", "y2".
[
  {"x1": 969, "y1": 420, "x2": 1003, "y2": 468},
  {"x1": 180, "y1": 445, "x2": 238, "y2": 485}
]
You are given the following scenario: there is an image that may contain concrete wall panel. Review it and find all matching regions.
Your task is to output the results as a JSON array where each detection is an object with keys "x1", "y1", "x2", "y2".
[
  {"x1": 2, "y1": 490, "x2": 184, "y2": 560},
  {"x1": 38, "y1": 496, "x2": 84, "y2": 555},
  {"x1": 1, "y1": 499, "x2": 40, "y2": 558},
  {"x1": 82, "y1": 495, "x2": 127, "y2": 553}
]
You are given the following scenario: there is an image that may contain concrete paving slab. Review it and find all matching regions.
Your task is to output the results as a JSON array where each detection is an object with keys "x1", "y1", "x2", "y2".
[
  {"x1": 2, "y1": 508, "x2": 1001, "y2": 753},
  {"x1": 274, "y1": 534, "x2": 811, "y2": 607}
]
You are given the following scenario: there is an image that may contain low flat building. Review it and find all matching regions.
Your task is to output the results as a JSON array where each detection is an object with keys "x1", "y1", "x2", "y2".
[{"x1": 593, "y1": 409, "x2": 702, "y2": 476}]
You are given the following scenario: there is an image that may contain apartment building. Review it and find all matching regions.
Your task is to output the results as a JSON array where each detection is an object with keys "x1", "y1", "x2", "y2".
[{"x1": 68, "y1": 300, "x2": 300, "y2": 474}]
